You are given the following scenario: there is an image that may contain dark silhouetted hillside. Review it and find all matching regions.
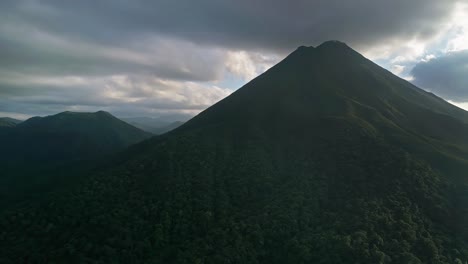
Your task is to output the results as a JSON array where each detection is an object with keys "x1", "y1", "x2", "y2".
[
  {"x1": 2, "y1": 42, "x2": 468, "y2": 263},
  {"x1": 0, "y1": 117, "x2": 22, "y2": 127},
  {"x1": 0, "y1": 111, "x2": 151, "y2": 210}
]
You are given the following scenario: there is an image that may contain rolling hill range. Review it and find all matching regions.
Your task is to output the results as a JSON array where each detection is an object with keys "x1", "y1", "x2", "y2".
[
  {"x1": 0, "y1": 117, "x2": 22, "y2": 127},
  {"x1": 0, "y1": 111, "x2": 151, "y2": 210},
  {"x1": 2, "y1": 41, "x2": 468, "y2": 263}
]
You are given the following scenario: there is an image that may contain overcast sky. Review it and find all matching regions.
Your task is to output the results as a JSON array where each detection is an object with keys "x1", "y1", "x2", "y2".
[{"x1": 1, "y1": 0, "x2": 467, "y2": 119}]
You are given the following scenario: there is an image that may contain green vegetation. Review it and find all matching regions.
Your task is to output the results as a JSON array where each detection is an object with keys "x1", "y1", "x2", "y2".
[
  {"x1": 1, "y1": 41, "x2": 468, "y2": 263},
  {"x1": 123, "y1": 117, "x2": 185, "y2": 134},
  {"x1": 0, "y1": 111, "x2": 151, "y2": 210}
]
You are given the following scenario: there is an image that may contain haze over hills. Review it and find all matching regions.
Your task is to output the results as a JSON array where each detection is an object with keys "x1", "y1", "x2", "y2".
[
  {"x1": 122, "y1": 117, "x2": 185, "y2": 134},
  {"x1": 0, "y1": 111, "x2": 151, "y2": 210},
  {"x1": 2, "y1": 41, "x2": 468, "y2": 263}
]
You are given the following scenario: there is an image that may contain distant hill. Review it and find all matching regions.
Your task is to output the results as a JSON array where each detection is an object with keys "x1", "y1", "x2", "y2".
[
  {"x1": 15, "y1": 111, "x2": 152, "y2": 151},
  {"x1": 123, "y1": 117, "x2": 185, "y2": 134},
  {"x1": 3, "y1": 41, "x2": 468, "y2": 263},
  {"x1": 0, "y1": 117, "x2": 22, "y2": 127},
  {"x1": 0, "y1": 111, "x2": 151, "y2": 209}
]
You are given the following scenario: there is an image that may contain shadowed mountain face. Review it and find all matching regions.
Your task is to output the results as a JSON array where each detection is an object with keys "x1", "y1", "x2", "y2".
[
  {"x1": 0, "y1": 111, "x2": 151, "y2": 209},
  {"x1": 184, "y1": 41, "x2": 468, "y2": 156},
  {"x1": 1, "y1": 111, "x2": 151, "y2": 164},
  {"x1": 2, "y1": 41, "x2": 468, "y2": 263}
]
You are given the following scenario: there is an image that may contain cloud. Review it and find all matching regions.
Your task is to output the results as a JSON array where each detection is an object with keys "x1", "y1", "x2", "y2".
[
  {"x1": 0, "y1": 73, "x2": 232, "y2": 116},
  {"x1": 411, "y1": 49, "x2": 468, "y2": 102},
  {"x1": 390, "y1": 65, "x2": 406, "y2": 75},
  {"x1": 225, "y1": 51, "x2": 280, "y2": 81},
  {"x1": 0, "y1": 21, "x2": 226, "y2": 81},
  {"x1": 2, "y1": 0, "x2": 459, "y2": 52},
  {"x1": 0, "y1": 0, "x2": 466, "y2": 117}
]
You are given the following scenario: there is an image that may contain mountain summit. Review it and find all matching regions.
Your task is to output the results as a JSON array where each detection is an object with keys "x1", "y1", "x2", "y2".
[
  {"x1": 3, "y1": 42, "x2": 468, "y2": 263},
  {"x1": 181, "y1": 41, "x2": 468, "y2": 155}
]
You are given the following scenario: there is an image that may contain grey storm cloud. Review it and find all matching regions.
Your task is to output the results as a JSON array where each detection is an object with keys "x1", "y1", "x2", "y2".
[
  {"x1": 0, "y1": 0, "x2": 462, "y2": 117},
  {"x1": 412, "y1": 50, "x2": 468, "y2": 102},
  {"x1": 0, "y1": 28, "x2": 226, "y2": 81},
  {"x1": 1, "y1": 0, "x2": 458, "y2": 51}
]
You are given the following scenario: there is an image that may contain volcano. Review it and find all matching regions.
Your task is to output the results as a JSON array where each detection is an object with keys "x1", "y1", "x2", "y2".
[{"x1": 3, "y1": 41, "x2": 468, "y2": 263}]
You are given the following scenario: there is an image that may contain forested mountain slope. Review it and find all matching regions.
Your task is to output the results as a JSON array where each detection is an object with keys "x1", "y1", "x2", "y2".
[
  {"x1": 0, "y1": 111, "x2": 151, "y2": 210},
  {"x1": 2, "y1": 41, "x2": 468, "y2": 263},
  {"x1": 0, "y1": 117, "x2": 22, "y2": 127}
]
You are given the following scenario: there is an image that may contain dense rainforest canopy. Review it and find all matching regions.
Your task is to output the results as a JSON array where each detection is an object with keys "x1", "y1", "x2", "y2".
[{"x1": 2, "y1": 41, "x2": 468, "y2": 263}]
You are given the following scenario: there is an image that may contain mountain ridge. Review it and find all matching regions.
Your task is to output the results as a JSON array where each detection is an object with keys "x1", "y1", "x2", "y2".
[
  {"x1": 0, "y1": 117, "x2": 22, "y2": 127},
  {"x1": 0, "y1": 110, "x2": 151, "y2": 211},
  {"x1": 2, "y1": 41, "x2": 468, "y2": 263},
  {"x1": 15, "y1": 110, "x2": 152, "y2": 147}
]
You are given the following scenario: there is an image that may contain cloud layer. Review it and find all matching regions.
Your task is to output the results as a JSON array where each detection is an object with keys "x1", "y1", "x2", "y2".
[
  {"x1": 0, "y1": 0, "x2": 466, "y2": 118},
  {"x1": 3, "y1": 0, "x2": 458, "y2": 51},
  {"x1": 412, "y1": 50, "x2": 468, "y2": 102}
]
